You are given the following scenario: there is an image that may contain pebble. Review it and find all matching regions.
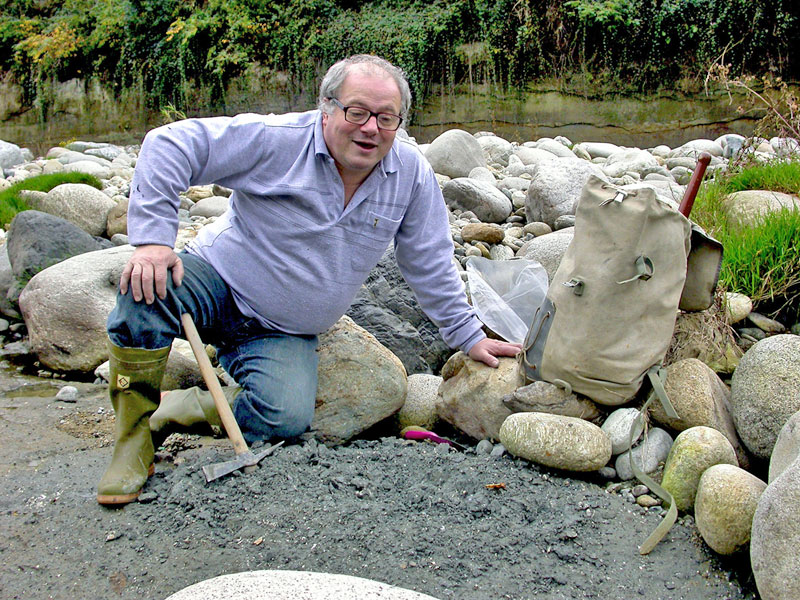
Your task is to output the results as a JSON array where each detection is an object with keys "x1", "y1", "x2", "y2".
[
  {"x1": 55, "y1": 385, "x2": 79, "y2": 403},
  {"x1": 636, "y1": 494, "x2": 661, "y2": 507},
  {"x1": 475, "y1": 439, "x2": 494, "y2": 455},
  {"x1": 747, "y1": 312, "x2": 786, "y2": 334},
  {"x1": 490, "y1": 443, "x2": 507, "y2": 459}
]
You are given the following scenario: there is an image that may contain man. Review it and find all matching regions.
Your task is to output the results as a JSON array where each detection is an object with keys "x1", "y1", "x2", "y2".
[{"x1": 98, "y1": 55, "x2": 520, "y2": 506}]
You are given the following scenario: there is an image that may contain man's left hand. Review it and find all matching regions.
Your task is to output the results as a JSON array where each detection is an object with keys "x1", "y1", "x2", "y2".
[{"x1": 468, "y1": 338, "x2": 522, "y2": 368}]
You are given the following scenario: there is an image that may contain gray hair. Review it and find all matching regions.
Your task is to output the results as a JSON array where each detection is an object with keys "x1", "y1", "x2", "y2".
[{"x1": 318, "y1": 55, "x2": 412, "y2": 121}]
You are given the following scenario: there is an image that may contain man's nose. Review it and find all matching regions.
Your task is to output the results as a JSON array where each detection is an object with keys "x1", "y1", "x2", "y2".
[{"x1": 360, "y1": 115, "x2": 380, "y2": 134}]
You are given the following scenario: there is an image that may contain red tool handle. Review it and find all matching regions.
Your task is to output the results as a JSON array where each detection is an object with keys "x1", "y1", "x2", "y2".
[{"x1": 678, "y1": 152, "x2": 712, "y2": 217}]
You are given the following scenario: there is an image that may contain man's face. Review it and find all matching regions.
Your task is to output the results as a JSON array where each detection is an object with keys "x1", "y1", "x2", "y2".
[{"x1": 322, "y1": 67, "x2": 402, "y2": 184}]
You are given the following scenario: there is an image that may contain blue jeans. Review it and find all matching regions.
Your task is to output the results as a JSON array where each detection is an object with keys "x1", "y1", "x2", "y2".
[{"x1": 107, "y1": 253, "x2": 319, "y2": 443}]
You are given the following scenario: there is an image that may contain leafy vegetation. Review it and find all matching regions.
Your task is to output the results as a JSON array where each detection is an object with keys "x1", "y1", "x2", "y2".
[
  {"x1": 0, "y1": 171, "x2": 103, "y2": 227},
  {"x1": 1, "y1": 0, "x2": 798, "y2": 119},
  {"x1": 692, "y1": 159, "x2": 800, "y2": 320}
]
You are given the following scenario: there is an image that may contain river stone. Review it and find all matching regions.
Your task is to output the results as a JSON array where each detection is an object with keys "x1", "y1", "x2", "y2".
[
  {"x1": 517, "y1": 228, "x2": 573, "y2": 282},
  {"x1": 85, "y1": 145, "x2": 123, "y2": 162},
  {"x1": 397, "y1": 373, "x2": 442, "y2": 431},
  {"x1": 514, "y1": 145, "x2": 558, "y2": 166},
  {"x1": 578, "y1": 142, "x2": 621, "y2": 159},
  {"x1": 615, "y1": 428, "x2": 673, "y2": 481},
  {"x1": 524, "y1": 157, "x2": 605, "y2": 228},
  {"x1": 6, "y1": 210, "x2": 108, "y2": 283},
  {"x1": 0, "y1": 246, "x2": 21, "y2": 320},
  {"x1": 532, "y1": 138, "x2": 575, "y2": 158},
  {"x1": 601, "y1": 408, "x2": 644, "y2": 456},
  {"x1": 747, "y1": 311, "x2": 786, "y2": 334},
  {"x1": 313, "y1": 316, "x2": 407, "y2": 445},
  {"x1": 345, "y1": 245, "x2": 451, "y2": 375},
  {"x1": 500, "y1": 380, "x2": 600, "y2": 421},
  {"x1": 722, "y1": 190, "x2": 800, "y2": 230},
  {"x1": 751, "y1": 458, "x2": 800, "y2": 600},
  {"x1": 499, "y1": 412, "x2": 612, "y2": 472},
  {"x1": 0, "y1": 139, "x2": 25, "y2": 169},
  {"x1": 695, "y1": 464, "x2": 766, "y2": 555},
  {"x1": 468, "y1": 166, "x2": 496, "y2": 184},
  {"x1": 189, "y1": 195, "x2": 230, "y2": 218},
  {"x1": 436, "y1": 353, "x2": 522, "y2": 441},
  {"x1": 730, "y1": 335, "x2": 800, "y2": 459},
  {"x1": 61, "y1": 160, "x2": 112, "y2": 179},
  {"x1": 602, "y1": 148, "x2": 660, "y2": 178},
  {"x1": 460, "y1": 223, "x2": 505, "y2": 244},
  {"x1": 725, "y1": 292, "x2": 752, "y2": 324},
  {"x1": 106, "y1": 197, "x2": 129, "y2": 237},
  {"x1": 768, "y1": 410, "x2": 800, "y2": 483},
  {"x1": 661, "y1": 426, "x2": 738, "y2": 512},
  {"x1": 669, "y1": 139, "x2": 724, "y2": 158},
  {"x1": 424, "y1": 129, "x2": 486, "y2": 179},
  {"x1": 652, "y1": 358, "x2": 748, "y2": 467},
  {"x1": 165, "y1": 570, "x2": 441, "y2": 600},
  {"x1": 23, "y1": 183, "x2": 116, "y2": 237},
  {"x1": 476, "y1": 134, "x2": 514, "y2": 167},
  {"x1": 19, "y1": 245, "x2": 134, "y2": 371},
  {"x1": 442, "y1": 178, "x2": 512, "y2": 223}
]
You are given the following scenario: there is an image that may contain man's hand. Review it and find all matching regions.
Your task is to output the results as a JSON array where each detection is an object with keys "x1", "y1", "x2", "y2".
[
  {"x1": 467, "y1": 338, "x2": 522, "y2": 368},
  {"x1": 120, "y1": 244, "x2": 184, "y2": 304}
]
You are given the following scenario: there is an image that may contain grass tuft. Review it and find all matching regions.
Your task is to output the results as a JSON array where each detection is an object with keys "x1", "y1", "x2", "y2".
[{"x1": 0, "y1": 172, "x2": 103, "y2": 228}]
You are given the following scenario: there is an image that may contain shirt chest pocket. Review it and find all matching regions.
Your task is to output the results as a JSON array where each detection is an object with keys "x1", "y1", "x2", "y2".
[{"x1": 349, "y1": 211, "x2": 403, "y2": 273}]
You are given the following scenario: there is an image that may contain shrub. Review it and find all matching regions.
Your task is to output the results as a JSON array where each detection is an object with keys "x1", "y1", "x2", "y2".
[
  {"x1": 692, "y1": 159, "x2": 800, "y2": 321},
  {"x1": 0, "y1": 171, "x2": 103, "y2": 228}
]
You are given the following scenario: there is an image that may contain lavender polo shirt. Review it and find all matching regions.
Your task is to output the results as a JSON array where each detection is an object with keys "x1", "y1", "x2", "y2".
[{"x1": 127, "y1": 110, "x2": 485, "y2": 353}]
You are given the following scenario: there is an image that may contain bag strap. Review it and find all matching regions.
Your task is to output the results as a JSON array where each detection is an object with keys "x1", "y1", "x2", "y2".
[{"x1": 630, "y1": 365, "x2": 679, "y2": 555}]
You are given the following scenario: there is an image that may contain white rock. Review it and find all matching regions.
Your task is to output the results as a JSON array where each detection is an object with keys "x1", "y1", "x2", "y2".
[
  {"x1": 601, "y1": 407, "x2": 643, "y2": 455},
  {"x1": 615, "y1": 427, "x2": 673, "y2": 481},
  {"x1": 769, "y1": 410, "x2": 800, "y2": 483}
]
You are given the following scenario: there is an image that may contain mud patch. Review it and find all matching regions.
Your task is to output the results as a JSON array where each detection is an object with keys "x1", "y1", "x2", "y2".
[{"x1": 55, "y1": 408, "x2": 114, "y2": 446}]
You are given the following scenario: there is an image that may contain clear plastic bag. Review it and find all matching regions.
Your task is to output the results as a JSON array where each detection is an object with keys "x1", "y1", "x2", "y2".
[{"x1": 466, "y1": 257, "x2": 549, "y2": 344}]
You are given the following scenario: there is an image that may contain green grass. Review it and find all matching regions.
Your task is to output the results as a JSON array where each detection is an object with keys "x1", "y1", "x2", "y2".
[
  {"x1": 0, "y1": 171, "x2": 103, "y2": 228},
  {"x1": 691, "y1": 158, "x2": 800, "y2": 320}
]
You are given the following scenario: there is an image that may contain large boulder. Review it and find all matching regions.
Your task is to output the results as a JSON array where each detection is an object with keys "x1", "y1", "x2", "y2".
[
  {"x1": 500, "y1": 412, "x2": 612, "y2": 472},
  {"x1": 0, "y1": 246, "x2": 20, "y2": 319},
  {"x1": 751, "y1": 457, "x2": 800, "y2": 600},
  {"x1": 476, "y1": 134, "x2": 514, "y2": 167},
  {"x1": 313, "y1": 316, "x2": 407, "y2": 445},
  {"x1": 695, "y1": 464, "x2": 766, "y2": 555},
  {"x1": 6, "y1": 210, "x2": 109, "y2": 283},
  {"x1": 441, "y1": 178, "x2": 512, "y2": 223},
  {"x1": 722, "y1": 190, "x2": 800, "y2": 231},
  {"x1": 436, "y1": 353, "x2": 522, "y2": 441},
  {"x1": 346, "y1": 245, "x2": 452, "y2": 375},
  {"x1": 730, "y1": 335, "x2": 800, "y2": 459},
  {"x1": 19, "y1": 245, "x2": 134, "y2": 372},
  {"x1": 651, "y1": 358, "x2": 748, "y2": 467},
  {"x1": 0, "y1": 139, "x2": 25, "y2": 169},
  {"x1": 22, "y1": 183, "x2": 115, "y2": 237},
  {"x1": 517, "y1": 229, "x2": 573, "y2": 282},
  {"x1": 602, "y1": 148, "x2": 660, "y2": 178},
  {"x1": 524, "y1": 157, "x2": 604, "y2": 228},
  {"x1": 769, "y1": 410, "x2": 800, "y2": 483},
  {"x1": 424, "y1": 129, "x2": 486, "y2": 179}
]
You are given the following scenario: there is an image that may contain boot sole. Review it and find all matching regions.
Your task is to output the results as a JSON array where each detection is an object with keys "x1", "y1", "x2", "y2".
[{"x1": 96, "y1": 464, "x2": 155, "y2": 506}]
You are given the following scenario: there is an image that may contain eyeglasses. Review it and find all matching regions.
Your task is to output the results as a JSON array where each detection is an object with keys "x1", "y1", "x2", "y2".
[{"x1": 328, "y1": 98, "x2": 403, "y2": 131}]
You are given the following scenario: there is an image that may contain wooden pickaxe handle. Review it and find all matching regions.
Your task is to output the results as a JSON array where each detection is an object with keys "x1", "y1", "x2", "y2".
[
  {"x1": 180, "y1": 312, "x2": 250, "y2": 457},
  {"x1": 678, "y1": 152, "x2": 712, "y2": 217}
]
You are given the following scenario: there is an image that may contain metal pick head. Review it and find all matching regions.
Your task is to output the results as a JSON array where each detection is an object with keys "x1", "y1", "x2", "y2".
[{"x1": 202, "y1": 440, "x2": 285, "y2": 483}]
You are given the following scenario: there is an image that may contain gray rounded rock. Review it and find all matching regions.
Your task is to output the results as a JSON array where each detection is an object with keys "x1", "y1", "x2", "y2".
[
  {"x1": 751, "y1": 458, "x2": 800, "y2": 600},
  {"x1": 769, "y1": 410, "x2": 800, "y2": 483},
  {"x1": 601, "y1": 407, "x2": 644, "y2": 456},
  {"x1": 615, "y1": 428, "x2": 673, "y2": 481},
  {"x1": 730, "y1": 335, "x2": 800, "y2": 459},
  {"x1": 424, "y1": 129, "x2": 486, "y2": 179}
]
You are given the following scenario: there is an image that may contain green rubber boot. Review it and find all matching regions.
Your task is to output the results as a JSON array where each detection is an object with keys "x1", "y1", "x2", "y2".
[
  {"x1": 97, "y1": 342, "x2": 170, "y2": 506},
  {"x1": 150, "y1": 385, "x2": 240, "y2": 435}
]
